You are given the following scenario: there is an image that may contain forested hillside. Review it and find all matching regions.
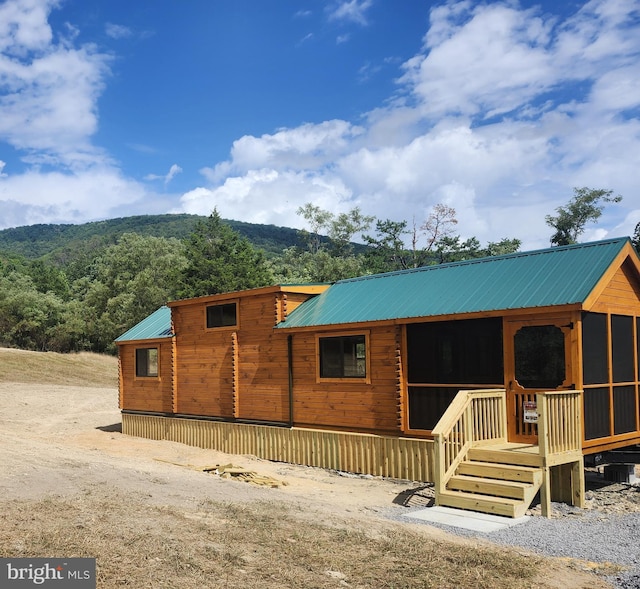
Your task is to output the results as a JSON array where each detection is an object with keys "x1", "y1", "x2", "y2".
[
  {"x1": 0, "y1": 204, "x2": 523, "y2": 355},
  {"x1": 0, "y1": 188, "x2": 624, "y2": 355},
  {"x1": 0, "y1": 214, "x2": 307, "y2": 262}
]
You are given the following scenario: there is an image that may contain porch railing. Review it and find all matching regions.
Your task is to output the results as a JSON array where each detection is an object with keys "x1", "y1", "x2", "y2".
[
  {"x1": 537, "y1": 390, "x2": 583, "y2": 459},
  {"x1": 431, "y1": 389, "x2": 507, "y2": 496},
  {"x1": 431, "y1": 388, "x2": 584, "y2": 514}
]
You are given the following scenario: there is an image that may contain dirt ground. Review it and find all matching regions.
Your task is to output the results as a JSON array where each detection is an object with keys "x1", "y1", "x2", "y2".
[{"x1": 0, "y1": 373, "x2": 616, "y2": 588}]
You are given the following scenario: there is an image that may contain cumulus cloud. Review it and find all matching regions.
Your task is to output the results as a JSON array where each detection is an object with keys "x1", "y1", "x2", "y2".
[
  {"x1": 0, "y1": 166, "x2": 149, "y2": 227},
  {"x1": 178, "y1": 0, "x2": 640, "y2": 249},
  {"x1": 0, "y1": 0, "x2": 152, "y2": 229},
  {"x1": 0, "y1": 0, "x2": 111, "y2": 167}
]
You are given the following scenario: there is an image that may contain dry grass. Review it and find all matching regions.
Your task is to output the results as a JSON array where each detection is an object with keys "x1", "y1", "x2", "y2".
[
  {"x1": 0, "y1": 348, "x2": 117, "y2": 387},
  {"x1": 0, "y1": 490, "x2": 540, "y2": 589}
]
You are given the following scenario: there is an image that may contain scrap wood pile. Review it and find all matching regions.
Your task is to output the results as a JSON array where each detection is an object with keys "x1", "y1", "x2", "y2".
[{"x1": 155, "y1": 459, "x2": 285, "y2": 488}]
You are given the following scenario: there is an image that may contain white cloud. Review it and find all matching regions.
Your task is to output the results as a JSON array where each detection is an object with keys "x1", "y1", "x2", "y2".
[
  {"x1": 178, "y1": 0, "x2": 640, "y2": 250},
  {"x1": 0, "y1": 0, "x2": 154, "y2": 229},
  {"x1": 201, "y1": 120, "x2": 364, "y2": 182},
  {"x1": 327, "y1": 0, "x2": 373, "y2": 26},
  {"x1": 179, "y1": 169, "x2": 353, "y2": 228},
  {"x1": 146, "y1": 164, "x2": 183, "y2": 187},
  {"x1": 0, "y1": 166, "x2": 148, "y2": 227},
  {"x1": 0, "y1": 0, "x2": 111, "y2": 167},
  {"x1": 105, "y1": 23, "x2": 133, "y2": 39},
  {"x1": 0, "y1": 0, "x2": 55, "y2": 55}
]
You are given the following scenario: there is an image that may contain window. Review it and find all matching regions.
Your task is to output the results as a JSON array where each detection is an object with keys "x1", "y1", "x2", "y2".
[
  {"x1": 206, "y1": 302, "x2": 237, "y2": 329},
  {"x1": 136, "y1": 348, "x2": 158, "y2": 377},
  {"x1": 319, "y1": 334, "x2": 367, "y2": 379}
]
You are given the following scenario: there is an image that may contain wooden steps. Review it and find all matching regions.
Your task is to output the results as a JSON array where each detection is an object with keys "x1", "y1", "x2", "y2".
[{"x1": 437, "y1": 446, "x2": 544, "y2": 518}]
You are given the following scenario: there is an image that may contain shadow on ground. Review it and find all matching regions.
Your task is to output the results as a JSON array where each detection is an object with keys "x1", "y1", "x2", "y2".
[{"x1": 96, "y1": 423, "x2": 122, "y2": 433}]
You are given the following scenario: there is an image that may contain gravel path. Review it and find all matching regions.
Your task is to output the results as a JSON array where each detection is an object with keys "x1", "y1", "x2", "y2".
[{"x1": 396, "y1": 479, "x2": 640, "y2": 589}]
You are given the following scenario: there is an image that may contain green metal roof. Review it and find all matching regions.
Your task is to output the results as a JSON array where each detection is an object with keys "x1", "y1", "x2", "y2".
[
  {"x1": 115, "y1": 306, "x2": 173, "y2": 342},
  {"x1": 278, "y1": 238, "x2": 633, "y2": 329}
]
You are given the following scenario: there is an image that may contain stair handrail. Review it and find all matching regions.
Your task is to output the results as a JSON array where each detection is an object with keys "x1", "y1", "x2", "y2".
[
  {"x1": 537, "y1": 390, "x2": 583, "y2": 459},
  {"x1": 432, "y1": 388, "x2": 508, "y2": 497}
]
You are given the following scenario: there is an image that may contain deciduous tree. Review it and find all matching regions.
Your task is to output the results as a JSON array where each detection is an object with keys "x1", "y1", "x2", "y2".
[{"x1": 546, "y1": 187, "x2": 622, "y2": 246}]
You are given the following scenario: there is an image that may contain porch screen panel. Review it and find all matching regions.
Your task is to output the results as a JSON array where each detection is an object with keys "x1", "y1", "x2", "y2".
[
  {"x1": 406, "y1": 318, "x2": 503, "y2": 384},
  {"x1": 582, "y1": 312, "x2": 608, "y2": 385},
  {"x1": 408, "y1": 387, "x2": 458, "y2": 431},
  {"x1": 614, "y1": 385, "x2": 637, "y2": 435},
  {"x1": 406, "y1": 318, "x2": 502, "y2": 431},
  {"x1": 584, "y1": 387, "x2": 610, "y2": 440},
  {"x1": 611, "y1": 315, "x2": 634, "y2": 383}
]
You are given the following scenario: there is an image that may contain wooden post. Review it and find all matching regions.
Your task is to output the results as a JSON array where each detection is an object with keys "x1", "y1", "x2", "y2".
[
  {"x1": 540, "y1": 466, "x2": 551, "y2": 517},
  {"x1": 434, "y1": 434, "x2": 446, "y2": 500},
  {"x1": 572, "y1": 457, "x2": 585, "y2": 509}
]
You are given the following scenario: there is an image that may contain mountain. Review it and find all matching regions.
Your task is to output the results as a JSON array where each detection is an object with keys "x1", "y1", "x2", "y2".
[{"x1": 0, "y1": 214, "x2": 308, "y2": 264}]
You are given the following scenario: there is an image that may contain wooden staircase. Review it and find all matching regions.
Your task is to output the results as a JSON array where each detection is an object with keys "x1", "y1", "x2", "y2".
[
  {"x1": 437, "y1": 446, "x2": 543, "y2": 518},
  {"x1": 432, "y1": 389, "x2": 585, "y2": 518}
]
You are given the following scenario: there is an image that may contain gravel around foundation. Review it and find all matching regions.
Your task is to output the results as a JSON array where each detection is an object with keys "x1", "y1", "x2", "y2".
[{"x1": 396, "y1": 476, "x2": 640, "y2": 589}]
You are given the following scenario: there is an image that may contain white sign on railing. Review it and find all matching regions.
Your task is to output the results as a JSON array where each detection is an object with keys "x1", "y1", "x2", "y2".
[{"x1": 523, "y1": 401, "x2": 538, "y2": 423}]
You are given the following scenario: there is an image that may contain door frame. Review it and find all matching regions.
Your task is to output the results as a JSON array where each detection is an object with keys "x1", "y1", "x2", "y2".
[{"x1": 504, "y1": 314, "x2": 576, "y2": 444}]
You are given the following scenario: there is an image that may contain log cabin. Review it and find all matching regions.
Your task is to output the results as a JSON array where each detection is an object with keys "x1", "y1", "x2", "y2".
[{"x1": 116, "y1": 237, "x2": 640, "y2": 516}]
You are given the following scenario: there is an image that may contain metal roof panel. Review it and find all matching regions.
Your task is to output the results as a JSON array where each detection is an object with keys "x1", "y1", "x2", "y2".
[
  {"x1": 278, "y1": 238, "x2": 632, "y2": 328},
  {"x1": 115, "y1": 306, "x2": 173, "y2": 342}
]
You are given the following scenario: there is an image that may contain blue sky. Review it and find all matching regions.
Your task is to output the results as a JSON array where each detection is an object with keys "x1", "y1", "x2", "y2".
[{"x1": 0, "y1": 0, "x2": 639, "y2": 250}]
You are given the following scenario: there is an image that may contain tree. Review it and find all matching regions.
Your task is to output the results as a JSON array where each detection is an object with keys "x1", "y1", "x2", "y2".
[
  {"x1": 81, "y1": 233, "x2": 187, "y2": 352},
  {"x1": 297, "y1": 203, "x2": 374, "y2": 257},
  {"x1": 546, "y1": 187, "x2": 622, "y2": 246},
  {"x1": 363, "y1": 219, "x2": 409, "y2": 273},
  {"x1": 362, "y1": 205, "x2": 460, "y2": 272},
  {"x1": 631, "y1": 222, "x2": 640, "y2": 253},
  {"x1": 0, "y1": 272, "x2": 64, "y2": 351},
  {"x1": 178, "y1": 209, "x2": 273, "y2": 298}
]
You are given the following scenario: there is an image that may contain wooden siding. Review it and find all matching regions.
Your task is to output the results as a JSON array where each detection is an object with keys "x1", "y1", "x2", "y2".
[
  {"x1": 282, "y1": 292, "x2": 315, "y2": 320},
  {"x1": 172, "y1": 292, "x2": 292, "y2": 422},
  {"x1": 236, "y1": 294, "x2": 291, "y2": 422},
  {"x1": 122, "y1": 412, "x2": 434, "y2": 482},
  {"x1": 589, "y1": 260, "x2": 640, "y2": 314},
  {"x1": 119, "y1": 340, "x2": 173, "y2": 413},
  {"x1": 172, "y1": 304, "x2": 235, "y2": 417},
  {"x1": 291, "y1": 325, "x2": 401, "y2": 434}
]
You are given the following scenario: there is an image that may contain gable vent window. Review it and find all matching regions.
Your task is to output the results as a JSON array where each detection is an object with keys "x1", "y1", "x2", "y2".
[{"x1": 206, "y1": 302, "x2": 237, "y2": 329}]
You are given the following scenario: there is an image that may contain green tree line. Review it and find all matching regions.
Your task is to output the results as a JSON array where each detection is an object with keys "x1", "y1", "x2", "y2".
[{"x1": 0, "y1": 188, "x2": 623, "y2": 353}]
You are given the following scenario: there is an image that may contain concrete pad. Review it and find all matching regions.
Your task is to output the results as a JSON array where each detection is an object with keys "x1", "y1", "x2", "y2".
[{"x1": 401, "y1": 506, "x2": 530, "y2": 532}]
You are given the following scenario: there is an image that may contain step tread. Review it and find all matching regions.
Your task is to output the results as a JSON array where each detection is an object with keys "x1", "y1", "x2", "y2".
[
  {"x1": 468, "y1": 447, "x2": 542, "y2": 467},
  {"x1": 457, "y1": 461, "x2": 542, "y2": 483},
  {"x1": 451, "y1": 474, "x2": 533, "y2": 487},
  {"x1": 440, "y1": 489, "x2": 521, "y2": 505},
  {"x1": 461, "y1": 459, "x2": 540, "y2": 472},
  {"x1": 438, "y1": 490, "x2": 523, "y2": 517}
]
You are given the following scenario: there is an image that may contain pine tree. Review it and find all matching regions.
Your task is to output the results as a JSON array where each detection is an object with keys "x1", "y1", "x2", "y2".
[{"x1": 178, "y1": 209, "x2": 273, "y2": 298}]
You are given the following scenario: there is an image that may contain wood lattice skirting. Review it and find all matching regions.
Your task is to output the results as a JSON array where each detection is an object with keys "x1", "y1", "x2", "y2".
[{"x1": 122, "y1": 413, "x2": 435, "y2": 482}]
